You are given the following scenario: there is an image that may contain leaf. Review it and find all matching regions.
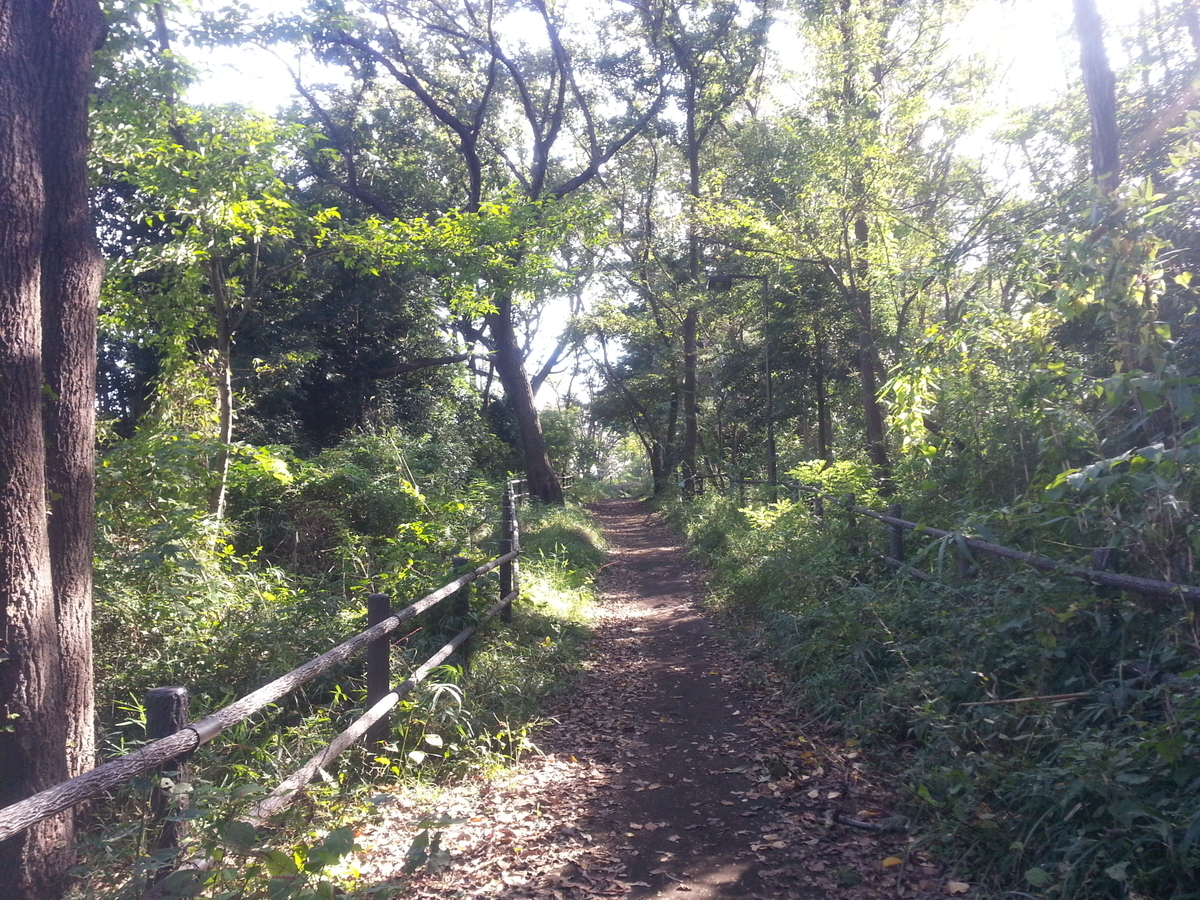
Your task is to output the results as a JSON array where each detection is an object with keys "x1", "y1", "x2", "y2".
[
  {"x1": 220, "y1": 820, "x2": 260, "y2": 850},
  {"x1": 947, "y1": 880, "x2": 970, "y2": 894},
  {"x1": 1025, "y1": 867, "x2": 1051, "y2": 886},
  {"x1": 881, "y1": 856, "x2": 903, "y2": 868}
]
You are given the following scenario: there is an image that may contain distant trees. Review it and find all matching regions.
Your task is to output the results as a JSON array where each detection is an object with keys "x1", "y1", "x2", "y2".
[
  {"x1": 290, "y1": 0, "x2": 668, "y2": 502},
  {"x1": 0, "y1": 1, "x2": 106, "y2": 896}
]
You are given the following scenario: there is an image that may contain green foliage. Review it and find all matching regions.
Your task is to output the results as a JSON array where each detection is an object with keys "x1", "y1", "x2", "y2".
[{"x1": 672, "y1": 490, "x2": 1200, "y2": 899}]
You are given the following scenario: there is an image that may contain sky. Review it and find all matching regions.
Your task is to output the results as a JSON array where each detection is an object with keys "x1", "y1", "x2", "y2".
[{"x1": 187, "y1": 0, "x2": 1157, "y2": 117}]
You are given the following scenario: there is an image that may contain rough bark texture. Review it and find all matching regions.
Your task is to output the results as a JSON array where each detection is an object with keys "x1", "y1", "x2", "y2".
[
  {"x1": 40, "y1": 0, "x2": 105, "y2": 782},
  {"x1": 0, "y1": 1, "x2": 105, "y2": 895},
  {"x1": 1073, "y1": 0, "x2": 1121, "y2": 193}
]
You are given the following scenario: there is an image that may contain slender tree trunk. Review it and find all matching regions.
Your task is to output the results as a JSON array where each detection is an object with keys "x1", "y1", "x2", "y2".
[
  {"x1": 1073, "y1": 0, "x2": 1121, "y2": 193},
  {"x1": 487, "y1": 296, "x2": 563, "y2": 504},
  {"x1": 207, "y1": 259, "x2": 235, "y2": 520},
  {"x1": 680, "y1": 305, "x2": 699, "y2": 495},
  {"x1": 852, "y1": 215, "x2": 892, "y2": 492},
  {"x1": 0, "y1": 2, "x2": 105, "y2": 896},
  {"x1": 814, "y1": 323, "x2": 832, "y2": 465}
]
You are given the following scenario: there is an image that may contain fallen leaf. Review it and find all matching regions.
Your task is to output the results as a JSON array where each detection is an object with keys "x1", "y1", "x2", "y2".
[
  {"x1": 948, "y1": 880, "x2": 971, "y2": 894},
  {"x1": 881, "y1": 857, "x2": 903, "y2": 868}
]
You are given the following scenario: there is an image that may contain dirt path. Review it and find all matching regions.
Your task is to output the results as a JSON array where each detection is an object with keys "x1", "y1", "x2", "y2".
[{"x1": 352, "y1": 500, "x2": 953, "y2": 899}]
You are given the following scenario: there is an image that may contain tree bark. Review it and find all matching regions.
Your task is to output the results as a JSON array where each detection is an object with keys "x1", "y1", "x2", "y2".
[
  {"x1": 680, "y1": 305, "x2": 700, "y2": 495},
  {"x1": 207, "y1": 259, "x2": 235, "y2": 521},
  {"x1": 41, "y1": 0, "x2": 105, "y2": 783},
  {"x1": 0, "y1": 2, "x2": 105, "y2": 896},
  {"x1": 1073, "y1": 0, "x2": 1121, "y2": 194},
  {"x1": 487, "y1": 296, "x2": 563, "y2": 504},
  {"x1": 853, "y1": 216, "x2": 892, "y2": 492}
]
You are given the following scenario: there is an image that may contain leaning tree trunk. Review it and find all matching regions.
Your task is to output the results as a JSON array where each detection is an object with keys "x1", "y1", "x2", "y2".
[
  {"x1": 0, "y1": 2, "x2": 105, "y2": 897},
  {"x1": 486, "y1": 296, "x2": 563, "y2": 505}
]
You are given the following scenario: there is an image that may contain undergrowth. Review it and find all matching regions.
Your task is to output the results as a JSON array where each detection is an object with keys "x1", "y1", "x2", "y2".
[
  {"x1": 666, "y1": 465, "x2": 1200, "y2": 900},
  {"x1": 72, "y1": 430, "x2": 604, "y2": 899}
]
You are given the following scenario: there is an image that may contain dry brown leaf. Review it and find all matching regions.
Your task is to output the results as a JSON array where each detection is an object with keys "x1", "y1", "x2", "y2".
[{"x1": 948, "y1": 880, "x2": 971, "y2": 894}]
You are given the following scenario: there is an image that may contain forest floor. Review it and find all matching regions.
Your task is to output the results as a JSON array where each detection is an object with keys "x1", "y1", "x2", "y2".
[{"x1": 352, "y1": 499, "x2": 963, "y2": 899}]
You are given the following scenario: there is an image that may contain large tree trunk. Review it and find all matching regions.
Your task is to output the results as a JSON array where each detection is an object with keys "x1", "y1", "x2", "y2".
[
  {"x1": 0, "y1": 2, "x2": 105, "y2": 896},
  {"x1": 41, "y1": 0, "x2": 105, "y2": 782},
  {"x1": 1073, "y1": 0, "x2": 1121, "y2": 193},
  {"x1": 487, "y1": 297, "x2": 563, "y2": 505}
]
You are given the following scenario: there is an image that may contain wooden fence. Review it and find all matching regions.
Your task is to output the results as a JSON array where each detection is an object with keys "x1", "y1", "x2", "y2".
[
  {"x1": 790, "y1": 482, "x2": 1200, "y2": 604},
  {"x1": 0, "y1": 480, "x2": 531, "y2": 872},
  {"x1": 678, "y1": 469, "x2": 1198, "y2": 602}
]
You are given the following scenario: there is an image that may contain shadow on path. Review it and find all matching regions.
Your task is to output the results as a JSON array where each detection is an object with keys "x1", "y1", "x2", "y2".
[{"x1": 352, "y1": 499, "x2": 944, "y2": 900}]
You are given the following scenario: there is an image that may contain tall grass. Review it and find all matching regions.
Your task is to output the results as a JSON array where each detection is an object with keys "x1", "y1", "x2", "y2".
[{"x1": 667, "y1": 482, "x2": 1200, "y2": 900}]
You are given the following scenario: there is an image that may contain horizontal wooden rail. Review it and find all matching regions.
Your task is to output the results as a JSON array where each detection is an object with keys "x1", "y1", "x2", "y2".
[
  {"x1": 246, "y1": 588, "x2": 519, "y2": 824},
  {"x1": 794, "y1": 483, "x2": 1200, "y2": 602},
  {"x1": 0, "y1": 551, "x2": 518, "y2": 844}
]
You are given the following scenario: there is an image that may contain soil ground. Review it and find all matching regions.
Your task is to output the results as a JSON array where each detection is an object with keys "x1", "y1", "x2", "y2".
[{"x1": 352, "y1": 500, "x2": 960, "y2": 899}]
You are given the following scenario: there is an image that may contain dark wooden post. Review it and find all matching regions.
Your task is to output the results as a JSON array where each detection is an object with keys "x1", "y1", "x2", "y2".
[
  {"x1": 365, "y1": 593, "x2": 392, "y2": 747},
  {"x1": 888, "y1": 504, "x2": 904, "y2": 562},
  {"x1": 814, "y1": 493, "x2": 824, "y2": 519},
  {"x1": 146, "y1": 686, "x2": 189, "y2": 860}
]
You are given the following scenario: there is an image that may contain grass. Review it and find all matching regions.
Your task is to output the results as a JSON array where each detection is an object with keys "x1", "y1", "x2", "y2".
[
  {"x1": 68, "y1": 499, "x2": 607, "y2": 899},
  {"x1": 664, "y1": 488, "x2": 1200, "y2": 900}
]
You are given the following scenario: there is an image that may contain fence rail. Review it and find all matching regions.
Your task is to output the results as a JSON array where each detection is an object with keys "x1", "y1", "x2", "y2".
[
  {"x1": 791, "y1": 482, "x2": 1200, "y2": 603},
  {"x1": 0, "y1": 483, "x2": 525, "y2": 853}
]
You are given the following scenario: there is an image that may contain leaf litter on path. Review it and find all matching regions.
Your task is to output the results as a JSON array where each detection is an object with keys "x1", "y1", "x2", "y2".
[{"x1": 349, "y1": 500, "x2": 956, "y2": 900}]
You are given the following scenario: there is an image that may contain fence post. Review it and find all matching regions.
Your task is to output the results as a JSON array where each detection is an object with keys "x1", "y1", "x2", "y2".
[
  {"x1": 146, "y1": 686, "x2": 189, "y2": 862},
  {"x1": 814, "y1": 492, "x2": 824, "y2": 519},
  {"x1": 501, "y1": 485, "x2": 515, "y2": 624},
  {"x1": 450, "y1": 556, "x2": 473, "y2": 671},
  {"x1": 365, "y1": 593, "x2": 392, "y2": 747},
  {"x1": 888, "y1": 503, "x2": 904, "y2": 562}
]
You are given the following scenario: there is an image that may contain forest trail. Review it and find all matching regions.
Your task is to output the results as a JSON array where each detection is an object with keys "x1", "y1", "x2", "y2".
[{"x1": 353, "y1": 500, "x2": 951, "y2": 899}]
